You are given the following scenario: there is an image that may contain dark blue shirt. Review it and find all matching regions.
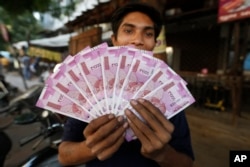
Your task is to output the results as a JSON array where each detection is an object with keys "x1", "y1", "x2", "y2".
[{"x1": 62, "y1": 112, "x2": 194, "y2": 167}]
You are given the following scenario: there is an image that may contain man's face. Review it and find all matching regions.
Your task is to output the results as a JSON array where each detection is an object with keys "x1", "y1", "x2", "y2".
[{"x1": 111, "y1": 12, "x2": 156, "y2": 51}]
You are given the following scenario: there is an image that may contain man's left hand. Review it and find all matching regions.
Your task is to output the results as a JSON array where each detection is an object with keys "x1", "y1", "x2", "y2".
[{"x1": 125, "y1": 98, "x2": 174, "y2": 162}]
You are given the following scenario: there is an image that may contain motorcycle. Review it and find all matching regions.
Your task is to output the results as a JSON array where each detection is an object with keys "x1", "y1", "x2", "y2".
[
  {"x1": 0, "y1": 81, "x2": 85, "y2": 167},
  {"x1": 18, "y1": 99, "x2": 85, "y2": 167},
  {"x1": 18, "y1": 109, "x2": 66, "y2": 167},
  {"x1": 0, "y1": 81, "x2": 44, "y2": 125}
]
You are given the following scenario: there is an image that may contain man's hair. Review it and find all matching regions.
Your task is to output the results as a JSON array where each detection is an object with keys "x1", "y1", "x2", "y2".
[{"x1": 111, "y1": 2, "x2": 163, "y2": 40}]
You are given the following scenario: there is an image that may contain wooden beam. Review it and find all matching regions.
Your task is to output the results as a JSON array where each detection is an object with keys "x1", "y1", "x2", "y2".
[{"x1": 66, "y1": 0, "x2": 205, "y2": 30}]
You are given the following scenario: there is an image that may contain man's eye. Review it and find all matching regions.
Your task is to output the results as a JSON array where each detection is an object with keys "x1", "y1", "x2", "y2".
[
  {"x1": 145, "y1": 32, "x2": 154, "y2": 37},
  {"x1": 124, "y1": 29, "x2": 133, "y2": 34}
]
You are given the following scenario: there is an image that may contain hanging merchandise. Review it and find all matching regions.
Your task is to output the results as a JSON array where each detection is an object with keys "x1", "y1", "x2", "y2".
[{"x1": 28, "y1": 47, "x2": 62, "y2": 62}]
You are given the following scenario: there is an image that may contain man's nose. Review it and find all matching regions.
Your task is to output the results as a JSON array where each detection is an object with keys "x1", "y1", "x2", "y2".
[{"x1": 130, "y1": 32, "x2": 143, "y2": 46}]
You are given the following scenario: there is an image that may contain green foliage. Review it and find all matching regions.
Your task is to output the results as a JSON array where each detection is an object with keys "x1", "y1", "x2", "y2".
[
  {"x1": 0, "y1": 0, "x2": 77, "y2": 18},
  {"x1": 45, "y1": 0, "x2": 76, "y2": 18},
  {"x1": 10, "y1": 11, "x2": 44, "y2": 42},
  {"x1": 0, "y1": 0, "x2": 78, "y2": 50},
  {"x1": 0, "y1": 6, "x2": 43, "y2": 49},
  {"x1": 0, "y1": 0, "x2": 52, "y2": 16}
]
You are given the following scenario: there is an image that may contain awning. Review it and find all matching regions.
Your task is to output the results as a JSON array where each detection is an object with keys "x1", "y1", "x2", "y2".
[
  {"x1": 30, "y1": 32, "x2": 77, "y2": 47},
  {"x1": 13, "y1": 32, "x2": 77, "y2": 49},
  {"x1": 13, "y1": 30, "x2": 111, "y2": 49}
]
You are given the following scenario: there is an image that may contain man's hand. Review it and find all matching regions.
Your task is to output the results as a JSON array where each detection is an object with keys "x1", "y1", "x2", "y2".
[
  {"x1": 125, "y1": 99, "x2": 174, "y2": 162},
  {"x1": 84, "y1": 114, "x2": 128, "y2": 161}
]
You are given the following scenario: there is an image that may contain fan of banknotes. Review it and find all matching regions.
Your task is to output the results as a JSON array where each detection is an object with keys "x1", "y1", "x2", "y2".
[{"x1": 36, "y1": 42, "x2": 195, "y2": 141}]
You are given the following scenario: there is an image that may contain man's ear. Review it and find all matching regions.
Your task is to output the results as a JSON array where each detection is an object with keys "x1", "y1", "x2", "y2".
[{"x1": 111, "y1": 34, "x2": 116, "y2": 46}]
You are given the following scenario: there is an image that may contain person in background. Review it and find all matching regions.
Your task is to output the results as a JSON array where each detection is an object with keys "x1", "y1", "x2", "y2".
[
  {"x1": 30, "y1": 57, "x2": 41, "y2": 76},
  {"x1": 0, "y1": 131, "x2": 12, "y2": 167},
  {"x1": 20, "y1": 47, "x2": 31, "y2": 80},
  {"x1": 58, "y1": 2, "x2": 194, "y2": 167}
]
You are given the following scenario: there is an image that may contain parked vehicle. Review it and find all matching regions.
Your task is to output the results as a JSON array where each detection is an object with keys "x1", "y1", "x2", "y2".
[
  {"x1": 19, "y1": 113, "x2": 86, "y2": 167},
  {"x1": 1, "y1": 82, "x2": 85, "y2": 167},
  {"x1": 19, "y1": 109, "x2": 65, "y2": 167},
  {"x1": 0, "y1": 81, "x2": 43, "y2": 124}
]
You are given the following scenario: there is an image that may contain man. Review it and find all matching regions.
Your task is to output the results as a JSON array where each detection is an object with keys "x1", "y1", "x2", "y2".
[
  {"x1": 58, "y1": 2, "x2": 194, "y2": 167},
  {"x1": 20, "y1": 47, "x2": 31, "y2": 80}
]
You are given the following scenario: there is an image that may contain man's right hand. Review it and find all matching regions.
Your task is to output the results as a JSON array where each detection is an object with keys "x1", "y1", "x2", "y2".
[{"x1": 84, "y1": 114, "x2": 128, "y2": 161}]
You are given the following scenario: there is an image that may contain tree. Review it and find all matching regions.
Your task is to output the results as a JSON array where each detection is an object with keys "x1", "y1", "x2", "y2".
[
  {"x1": 0, "y1": 0, "x2": 53, "y2": 16},
  {"x1": 0, "y1": 0, "x2": 77, "y2": 18},
  {"x1": 0, "y1": 7, "x2": 43, "y2": 46},
  {"x1": 0, "y1": 0, "x2": 77, "y2": 49}
]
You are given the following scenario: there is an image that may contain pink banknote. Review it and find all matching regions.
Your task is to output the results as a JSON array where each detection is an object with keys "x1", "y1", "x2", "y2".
[
  {"x1": 155, "y1": 60, "x2": 187, "y2": 85},
  {"x1": 117, "y1": 51, "x2": 159, "y2": 114},
  {"x1": 47, "y1": 60, "x2": 99, "y2": 116},
  {"x1": 36, "y1": 86, "x2": 95, "y2": 123},
  {"x1": 112, "y1": 48, "x2": 138, "y2": 113},
  {"x1": 75, "y1": 43, "x2": 108, "y2": 114},
  {"x1": 144, "y1": 81, "x2": 195, "y2": 118},
  {"x1": 101, "y1": 46, "x2": 129, "y2": 113},
  {"x1": 125, "y1": 80, "x2": 195, "y2": 141},
  {"x1": 124, "y1": 59, "x2": 187, "y2": 110},
  {"x1": 63, "y1": 53, "x2": 102, "y2": 116}
]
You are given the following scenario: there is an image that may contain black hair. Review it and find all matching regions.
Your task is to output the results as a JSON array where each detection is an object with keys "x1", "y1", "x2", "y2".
[{"x1": 111, "y1": 2, "x2": 163, "y2": 40}]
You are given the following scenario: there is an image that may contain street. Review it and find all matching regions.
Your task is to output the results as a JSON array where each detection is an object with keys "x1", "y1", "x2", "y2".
[
  {"x1": 1, "y1": 70, "x2": 250, "y2": 167},
  {"x1": 2, "y1": 70, "x2": 50, "y2": 167},
  {"x1": 4, "y1": 70, "x2": 41, "y2": 92}
]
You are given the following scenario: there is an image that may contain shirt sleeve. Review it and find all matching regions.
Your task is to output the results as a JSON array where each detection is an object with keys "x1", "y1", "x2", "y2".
[
  {"x1": 61, "y1": 117, "x2": 88, "y2": 142},
  {"x1": 169, "y1": 111, "x2": 195, "y2": 160}
]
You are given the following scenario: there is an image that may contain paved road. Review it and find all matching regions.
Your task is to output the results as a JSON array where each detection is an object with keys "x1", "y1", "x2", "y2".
[
  {"x1": 4, "y1": 70, "x2": 41, "y2": 92},
  {"x1": 1, "y1": 70, "x2": 50, "y2": 167},
  {"x1": 2, "y1": 70, "x2": 86, "y2": 167}
]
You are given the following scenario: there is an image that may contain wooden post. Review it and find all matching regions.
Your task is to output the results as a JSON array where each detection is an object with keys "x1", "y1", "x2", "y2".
[
  {"x1": 230, "y1": 76, "x2": 242, "y2": 124},
  {"x1": 230, "y1": 22, "x2": 243, "y2": 124}
]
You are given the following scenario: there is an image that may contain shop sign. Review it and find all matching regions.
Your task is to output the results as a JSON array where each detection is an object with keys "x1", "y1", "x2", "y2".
[{"x1": 218, "y1": 0, "x2": 250, "y2": 23}]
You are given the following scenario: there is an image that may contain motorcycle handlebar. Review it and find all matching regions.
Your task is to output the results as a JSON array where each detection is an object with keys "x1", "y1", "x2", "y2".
[
  {"x1": 19, "y1": 111, "x2": 64, "y2": 149},
  {"x1": 19, "y1": 131, "x2": 43, "y2": 147}
]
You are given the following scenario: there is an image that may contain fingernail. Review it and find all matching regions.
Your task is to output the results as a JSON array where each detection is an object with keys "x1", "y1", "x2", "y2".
[
  {"x1": 130, "y1": 99, "x2": 138, "y2": 105},
  {"x1": 108, "y1": 114, "x2": 115, "y2": 119},
  {"x1": 125, "y1": 109, "x2": 132, "y2": 115},
  {"x1": 117, "y1": 116, "x2": 124, "y2": 122},
  {"x1": 123, "y1": 122, "x2": 129, "y2": 128},
  {"x1": 138, "y1": 98, "x2": 145, "y2": 103}
]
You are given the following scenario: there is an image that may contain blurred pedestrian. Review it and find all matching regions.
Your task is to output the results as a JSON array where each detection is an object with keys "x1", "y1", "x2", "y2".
[
  {"x1": 20, "y1": 47, "x2": 31, "y2": 80},
  {"x1": 30, "y1": 57, "x2": 41, "y2": 75}
]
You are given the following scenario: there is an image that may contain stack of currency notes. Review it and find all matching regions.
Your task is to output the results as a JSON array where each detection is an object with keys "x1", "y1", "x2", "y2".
[{"x1": 36, "y1": 42, "x2": 195, "y2": 141}]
